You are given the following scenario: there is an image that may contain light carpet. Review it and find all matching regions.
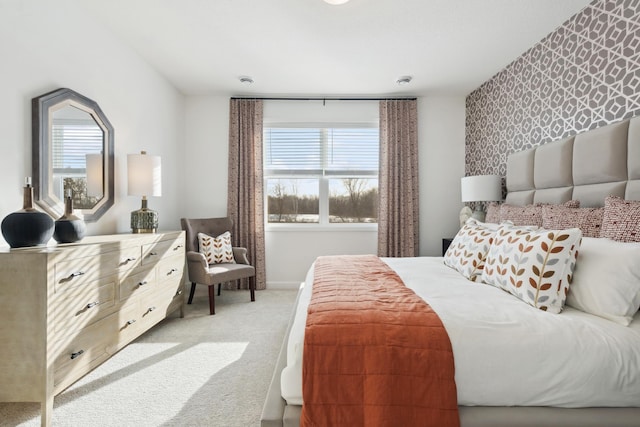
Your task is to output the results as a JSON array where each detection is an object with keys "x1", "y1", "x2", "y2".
[{"x1": 0, "y1": 288, "x2": 299, "y2": 427}]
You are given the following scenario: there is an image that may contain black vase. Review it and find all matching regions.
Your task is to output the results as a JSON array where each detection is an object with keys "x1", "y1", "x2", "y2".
[
  {"x1": 1, "y1": 179, "x2": 54, "y2": 248},
  {"x1": 53, "y1": 193, "x2": 86, "y2": 244}
]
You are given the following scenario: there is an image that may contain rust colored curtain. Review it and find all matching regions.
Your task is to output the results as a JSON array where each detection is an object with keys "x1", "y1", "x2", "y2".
[
  {"x1": 378, "y1": 99, "x2": 419, "y2": 257},
  {"x1": 227, "y1": 98, "x2": 266, "y2": 290}
]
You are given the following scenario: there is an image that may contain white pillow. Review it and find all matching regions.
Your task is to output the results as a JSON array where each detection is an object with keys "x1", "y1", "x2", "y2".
[
  {"x1": 567, "y1": 237, "x2": 640, "y2": 325},
  {"x1": 198, "y1": 231, "x2": 236, "y2": 264},
  {"x1": 481, "y1": 224, "x2": 582, "y2": 313}
]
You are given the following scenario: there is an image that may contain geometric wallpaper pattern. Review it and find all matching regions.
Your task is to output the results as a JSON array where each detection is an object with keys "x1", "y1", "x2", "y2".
[{"x1": 466, "y1": 0, "x2": 640, "y2": 178}]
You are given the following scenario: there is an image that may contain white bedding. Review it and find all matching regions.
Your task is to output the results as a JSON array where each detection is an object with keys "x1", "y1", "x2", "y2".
[{"x1": 281, "y1": 256, "x2": 640, "y2": 407}]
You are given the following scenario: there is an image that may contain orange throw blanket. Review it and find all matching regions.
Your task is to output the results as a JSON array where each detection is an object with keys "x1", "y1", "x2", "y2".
[{"x1": 301, "y1": 255, "x2": 459, "y2": 427}]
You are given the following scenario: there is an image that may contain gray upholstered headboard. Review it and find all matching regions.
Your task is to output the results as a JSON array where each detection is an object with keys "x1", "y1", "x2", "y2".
[{"x1": 506, "y1": 116, "x2": 640, "y2": 207}]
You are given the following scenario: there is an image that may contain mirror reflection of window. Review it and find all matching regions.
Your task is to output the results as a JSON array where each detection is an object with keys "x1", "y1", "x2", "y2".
[{"x1": 51, "y1": 105, "x2": 103, "y2": 210}]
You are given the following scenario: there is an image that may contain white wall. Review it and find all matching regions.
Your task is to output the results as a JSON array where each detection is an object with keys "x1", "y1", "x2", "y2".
[
  {"x1": 182, "y1": 96, "x2": 230, "y2": 217},
  {"x1": 182, "y1": 96, "x2": 466, "y2": 287},
  {"x1": 265, "y1": 229, "x2": 378, "y2": 287},
  {"x1": 0, "y1": 0, "x2": 184, "y2": 244},
  {"x1": 418, "y1": 96, "x2": 466, "y2": 256}
]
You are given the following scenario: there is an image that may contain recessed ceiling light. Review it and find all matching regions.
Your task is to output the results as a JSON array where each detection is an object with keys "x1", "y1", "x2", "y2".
[
  {"x1": 239, "y1": 76, "x2": 254, "y2": 85},
  {"x1": 396, "y1": 76, "x2": 412, "y2": 85},
  {"x1": 323, "y1": 0, "x2": 349, "y2": 5}
]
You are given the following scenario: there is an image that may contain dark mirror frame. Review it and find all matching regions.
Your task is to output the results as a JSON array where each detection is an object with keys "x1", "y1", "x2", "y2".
[{"x1": 32, "y1": 88, "x2": 115, "y2": 222}]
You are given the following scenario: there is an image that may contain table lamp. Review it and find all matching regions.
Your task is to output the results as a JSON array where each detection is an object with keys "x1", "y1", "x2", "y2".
[
  {"x1": 127, "y1": 151, "x2": 162, "y2": 233},
  {"x1": 460, "y1": 175, "x2": 501, "y2": 223}
]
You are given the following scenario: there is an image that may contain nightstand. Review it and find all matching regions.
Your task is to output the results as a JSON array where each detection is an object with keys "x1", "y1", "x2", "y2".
[{"x1": 442, "y1": 238, "x2": 454, "y2": 256}]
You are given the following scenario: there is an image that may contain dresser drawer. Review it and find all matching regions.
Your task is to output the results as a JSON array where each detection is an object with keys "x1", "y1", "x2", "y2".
[
  {"x1": 155, "y1": 255, "x2": 184, "y2": 285},
  {"x1": 54, "y1": 351, "x2": 111, "y2": 395},
  {"x1": 138, "y1": 286, "x2": 183, "y2": 330},
  {"x1": 108, "y1": 303, "x2": 143, "y2": 353},
  {"x1": 52, "y1": 278, "x2": 117, "y2": 332},
  {"x1": 115, "y1": 246, "x2": 143, "y2": 272},
  {"x1": 120, "y1": 268, "x2": 156, "y2": 302},
  {"x1": 55, "y1": 252, "x2": 120, "y2": 293},
  {"x1": 141, "y1": 236, "x2": 185, "y2": 266},
  {"x1": 53, "y1": 311, "x2": 119, "y2": 385}
]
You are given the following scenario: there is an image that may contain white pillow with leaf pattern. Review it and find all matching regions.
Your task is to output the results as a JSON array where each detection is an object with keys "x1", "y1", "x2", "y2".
[
  {"x1": 443, "y1": 219, "x2": 498, "y2": 282},
  {"x1": 480, "y1": 225, "x2": 582, "y2": 313},
  {"x1": 198, "y1": 231, "x2": 236, "y2": 264}
]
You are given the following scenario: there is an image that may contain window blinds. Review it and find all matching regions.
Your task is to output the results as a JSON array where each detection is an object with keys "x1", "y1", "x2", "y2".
[
  {"x1": 264, "y1": 127, "x2": 379, "y2": 175},
  {"x1": 52, "y1": 119, "x2": 103, "y2": 170}
]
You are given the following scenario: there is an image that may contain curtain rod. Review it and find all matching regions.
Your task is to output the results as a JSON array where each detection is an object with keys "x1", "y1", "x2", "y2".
[{"x1": 230, "y1": 96, "x2": 417, "y2": 101}]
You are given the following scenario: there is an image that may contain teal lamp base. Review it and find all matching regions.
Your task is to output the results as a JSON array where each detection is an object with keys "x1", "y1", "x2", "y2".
[{"x1": 131, "y1": 200, "x2": 158, "y2": 233}]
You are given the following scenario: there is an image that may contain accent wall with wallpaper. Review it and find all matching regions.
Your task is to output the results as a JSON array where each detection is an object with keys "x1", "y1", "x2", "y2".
[{"x1": 465, "y1": 0, "x2": 640, "y2": 178}]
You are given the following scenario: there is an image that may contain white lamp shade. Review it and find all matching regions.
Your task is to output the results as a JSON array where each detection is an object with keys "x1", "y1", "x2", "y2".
[
  {"x1": 461, "y1": 175, "x2": 501, "y2": 202},
  {"x1": 127, "y1": 152, "x2": 162, "y2": 197},
  {"x1": 85, "y1": 153, "x2": 103, "y2": 197}
]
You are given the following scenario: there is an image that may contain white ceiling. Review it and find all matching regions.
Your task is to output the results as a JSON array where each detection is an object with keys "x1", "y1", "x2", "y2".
[{"x1": 77, "y1": 0, "x2": 592, "y2": 97}]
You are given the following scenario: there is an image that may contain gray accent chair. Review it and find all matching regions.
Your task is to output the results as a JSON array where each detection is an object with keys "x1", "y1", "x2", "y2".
[{"x1": 180, "y1": 217, "x2": 256, "y2": 315}]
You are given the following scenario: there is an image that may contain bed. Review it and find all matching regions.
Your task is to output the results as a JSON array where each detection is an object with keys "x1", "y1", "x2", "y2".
[{"x1": 261, "y1": 117, "x2": 640, "y2": 426}]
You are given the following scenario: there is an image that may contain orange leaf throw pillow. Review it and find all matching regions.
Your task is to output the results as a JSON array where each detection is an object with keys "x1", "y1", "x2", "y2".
[
  {"x1": 480, "y1": 224, "x2": 582, "y2": 313},
  {"x1": 198, "y1": 231, "x2": 236, "y2": 264},
  {"x1": 443, "y1": 219, "x2": 497, "y2": 282}
]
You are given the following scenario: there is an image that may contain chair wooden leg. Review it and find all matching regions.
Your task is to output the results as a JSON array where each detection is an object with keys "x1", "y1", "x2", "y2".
[
  {"x1": 250, "y1": 276, "x2": 255, "y2": 302},
  {"x1": 217, "y1": 283, "x2": 221, "y2": 296},
  {"x1": 188, "y1": 282, "x2": 197, "y2": 304},
  {"x1": 208, "y1": 286, "x2": 216, "y2": 315}
]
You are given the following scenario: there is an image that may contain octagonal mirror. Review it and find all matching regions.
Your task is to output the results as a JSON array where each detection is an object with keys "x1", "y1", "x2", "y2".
[{"x1": 32, "y1": 88, "x2": 114, "y2": 222}]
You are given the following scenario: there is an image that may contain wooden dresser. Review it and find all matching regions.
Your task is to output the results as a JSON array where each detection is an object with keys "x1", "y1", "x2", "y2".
[{"x1": 0, "y1": 231, "x2": 186, "y2": 427}]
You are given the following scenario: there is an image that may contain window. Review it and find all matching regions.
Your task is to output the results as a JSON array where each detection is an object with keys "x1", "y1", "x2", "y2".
[{"x1": 264, "y1": 125, "x2": 379, "y2": 225}]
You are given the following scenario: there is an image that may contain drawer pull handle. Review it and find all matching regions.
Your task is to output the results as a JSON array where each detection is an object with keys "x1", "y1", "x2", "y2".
[
  {"x1": 138, "y1": 280, "x2": 148, "y2": 287},
  {"x1": 70, "y1": 350, "x2": 84, "y2": 360},
  {"x1": 86, "y1": 302, "x2": 99, "y2": 309},
  {"x1": 60, "y1": 270, "x2": 86, "y2": 284},
  {"x1": 121, "y1": 257, "x2": 137, "y2": 265},
  {"x1": 167, "y1": 268, "x2": 178, "y2": 275},
  {"x1": 148, "y1": 252, "x2": 158, "y2": 257},
  {"x1": 173, "y1": 245, "x2": 183, "y2": 251},
  {"x1": 126, "y1": 319, "x2": 136, "y2": 325},
  {"x1": 148, "y1": 306, "x2": 156, "y2": 312}
]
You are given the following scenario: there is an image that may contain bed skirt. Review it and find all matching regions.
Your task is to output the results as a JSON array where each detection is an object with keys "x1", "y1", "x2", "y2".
[{"x1": 260, "y1": 286, "x2": 640, "y2": 427}]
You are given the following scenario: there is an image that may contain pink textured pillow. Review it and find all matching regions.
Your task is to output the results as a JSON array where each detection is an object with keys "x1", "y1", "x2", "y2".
[
  {"x1": 499, "y1": 204, "x2": 544, "y2": 226},
  {"x1": 601, "y1": 196, "x2": 640, "y2": 242},
  {"x1": 499, "y1": 200, "x2": 580, "y2": 227},
  {"x1": 485, "y1": 202, "x2": 500, "y2": 224},
  {"x1": 542, "y1": 205, "x2": 604, "y2": 238}
]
